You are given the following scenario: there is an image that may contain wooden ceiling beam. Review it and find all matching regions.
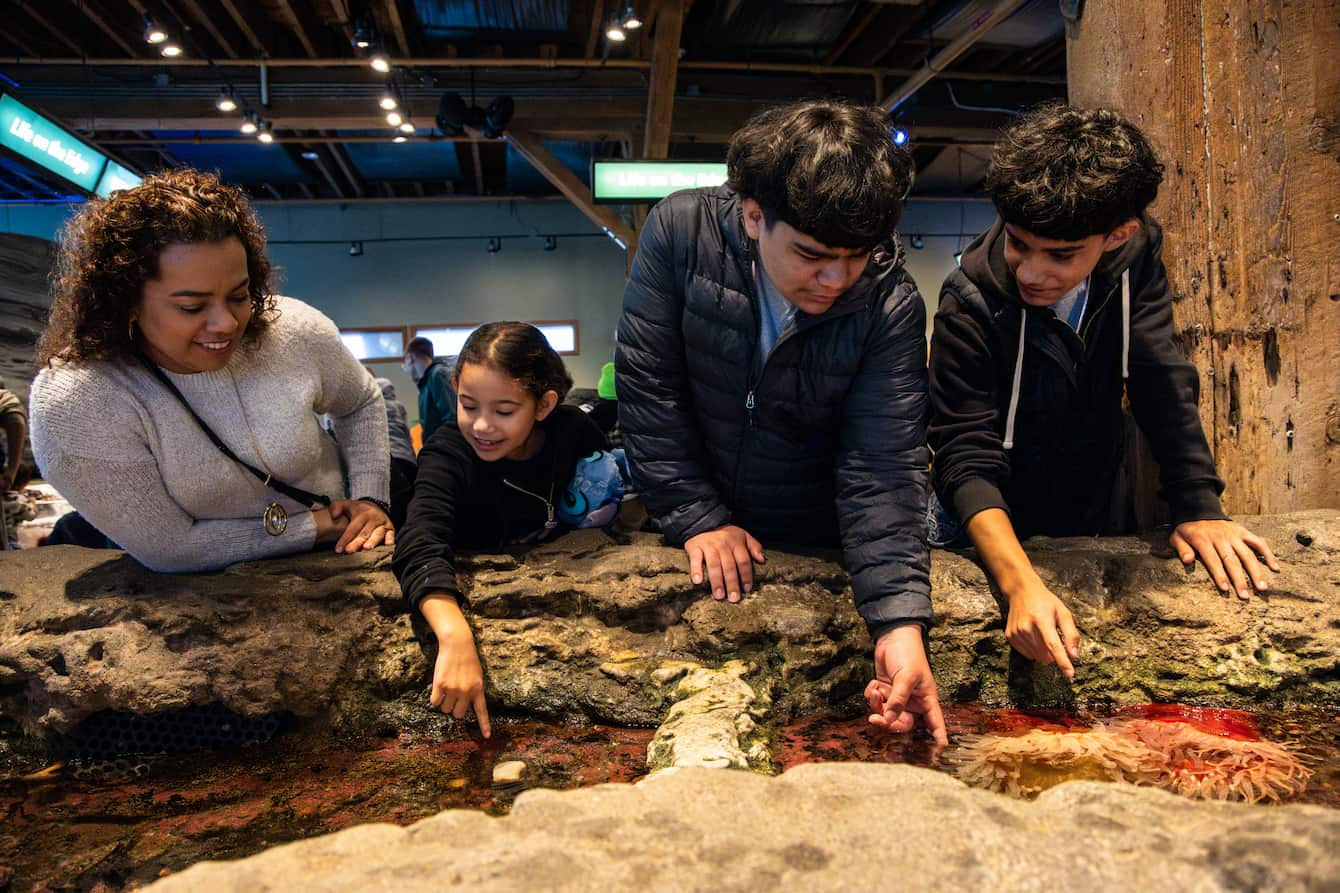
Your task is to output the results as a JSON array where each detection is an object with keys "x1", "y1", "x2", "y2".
[
  {"x1": 73, "y1": 0, "x2": 141, "y2": 57},
  {"x1": 585, "y1": 0, "x2": 607, "y2": 58},
  {"x1": 13, "y1": 2, "x2": 84, "y2": 55},
  {"x1": 823, "y1": 3, "x2": 882, "y2": 66},
  {"x1": 378, "y1": 0, "x2": 412, "y2": 57},
  {"x1": 218, "y1": 0, "x2": 269, "y2": 56},
  {"x1": 175, "y1": 0, "x2": 241, "y2": 59},
  {"x1": 641, "y1": 0, "x2": 686, "y2": 160},
  {"x1": 272, "y1": 0, "x2": 320, "y2": 58},
  {"x1": 507, "y1": 127, "x2": 635, "y2": 249}
]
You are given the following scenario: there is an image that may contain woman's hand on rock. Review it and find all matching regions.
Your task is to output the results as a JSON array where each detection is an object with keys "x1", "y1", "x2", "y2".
[
  {"x1": 312, "y1": 507, "x2": 349, "y2": 544},
  {"x1": 329, "y1": 499, "x2": 395, "y2": 553}
]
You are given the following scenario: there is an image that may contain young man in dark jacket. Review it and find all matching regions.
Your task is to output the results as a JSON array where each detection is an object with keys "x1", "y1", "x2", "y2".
[
  {"x1": 617, "y1": 100, "x2": 945, "y2": 744},
  {"x1": 928, "y1": 105, "x2": 1279, "y2": 678},
  {"x1": 403, "y1": 336, "x2": 457, "y2": 440}
]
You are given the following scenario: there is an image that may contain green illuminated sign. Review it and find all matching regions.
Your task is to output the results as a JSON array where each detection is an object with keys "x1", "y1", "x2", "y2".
[
  {"x1": 0, "y1": 94, "x2": 110, "y2": 193},
  {"x1": 95, "y1": 159, "x2": 142, "y2": 197},
  {"x1": 591, "y1": 160, "x2": 727, "y2": 203}
]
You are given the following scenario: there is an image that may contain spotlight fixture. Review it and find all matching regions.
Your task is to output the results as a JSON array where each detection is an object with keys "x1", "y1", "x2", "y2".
[
  {"x1": 160, "y1": 42, "x2": 183, "y2": 58},
  {"x1": 392, "y1": 135, "x2": 407, "y2": 143},
  {"x1": 256, "y1": 120, "x2": 274, "y2": 144},
  {"x1": 349, "y1": 241, "x2": 364, "y2": 257},
  {"x1": 239, "y1": 113, "x2": 258, "y2": 135},
  {"x1": 143, "y1": 16, "x2": 167, "y2": 44},
  {"x1": 351, "y1": 23, "x2": 373, "y2": 50},
  {"x1": 215, "y1": 87, "x2": 238, "y2": 113},
  {"x1": 620, "y1": 4, "x2": 642, "y2": 29},
  {"x1": 398, "y1": 121, "x2": 415, "y2": 134},
  {"x1": 369, "y1": 51, "x2": 390, "y2": 73},
  {"x1": 910, "y1": 234, "x2": 925, "y2": 250},
  {"x1": 606, "y1": 24, "x2": 626, "y2": 42},
  {"x1": 379, "y1": 94, "x2": 398, "y2": 111},
  {"x1": 436, "y1": 92, "x2": 515, "y2": 138},
  {"x1": 300, "y1": 150, "x2": 320, "y2": 160},
  {"x1": 481, "y1": 95, "x2": 514, "y2": 139},
  {"x1": 435, "y1": 91, "x2": 468, "y2": 136},
  {"x1": 891, "y1": 127, "x2": 909, "y2": 147},
  {"x1": 543, "y1": 236, "x2": 557, "y2": 252},
  {"x1": 386, "y1": 110, "x2": 403, "y2": 127},
  {"x1": 486, "y1": 237, "x2": 501, "y2": 254}
]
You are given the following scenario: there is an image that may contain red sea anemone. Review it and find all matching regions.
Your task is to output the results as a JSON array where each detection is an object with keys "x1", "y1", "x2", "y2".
[{"x1": 949, "y1": 705, "x2": 1312, "y2": 804}]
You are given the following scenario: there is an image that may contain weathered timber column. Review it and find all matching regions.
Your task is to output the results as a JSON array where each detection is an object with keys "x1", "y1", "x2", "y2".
[{"x1": 1067, "y1": 0, "x2": 1340, "y2": 514}]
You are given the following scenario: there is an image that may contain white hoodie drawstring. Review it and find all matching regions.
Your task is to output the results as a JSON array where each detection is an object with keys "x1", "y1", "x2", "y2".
[
  {"x1": 1003, "y1": 311, "x2": 1026, "y2": 450},
  {"x1": 1120, "y1": 268, "x2": 1131, "y2": 379}
]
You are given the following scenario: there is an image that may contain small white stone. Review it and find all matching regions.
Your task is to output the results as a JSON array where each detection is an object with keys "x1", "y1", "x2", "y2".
[{"x1": 492, "y1": 760, "x2": 527, "y2": 783}]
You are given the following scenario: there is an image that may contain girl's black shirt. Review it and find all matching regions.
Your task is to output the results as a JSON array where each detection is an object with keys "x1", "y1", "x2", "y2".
[{"x1": 392, "y1": 404, "x2": 607, "y2": 612}]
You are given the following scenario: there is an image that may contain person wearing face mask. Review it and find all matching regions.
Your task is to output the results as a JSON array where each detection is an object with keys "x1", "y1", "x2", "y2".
[
  {"x1": 616, "y1": 99, "x2": 944, "y2": 745},
  {"x1": 402, "y1": 337, "x2": 456, "y2": 441},
  {"x1": 928, "y1": 105, "x2": 1279, "y2": 679},
  {"x1": 28, "y1": 168, "x2": 393, "y2": 572}
]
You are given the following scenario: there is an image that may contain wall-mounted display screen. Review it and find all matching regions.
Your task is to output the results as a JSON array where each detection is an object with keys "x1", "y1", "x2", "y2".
[
  {"x1": 590, "y1": 160, "x2": 727, "y2": 204},
  {"x1": 95, "y1": 159, "x2": 143, "y2": 197},
  {"x1": 0, "y1": 94, "x2": 109, "y2": 193}
]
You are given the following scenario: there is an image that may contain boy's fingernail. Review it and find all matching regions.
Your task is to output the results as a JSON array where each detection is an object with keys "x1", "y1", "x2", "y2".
[{"x1": 692, "y1": 574, "x2": 701, "y2": 583}]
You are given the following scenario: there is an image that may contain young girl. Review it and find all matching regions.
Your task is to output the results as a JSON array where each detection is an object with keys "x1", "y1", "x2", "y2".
[{"x1": 392, "y1": 322, "x2": 607, "y2": 737}]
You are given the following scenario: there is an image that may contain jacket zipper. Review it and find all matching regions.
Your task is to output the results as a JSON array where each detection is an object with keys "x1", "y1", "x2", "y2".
[{"x1": 501, "y1": 478, "x2": 557, "y2": 531}]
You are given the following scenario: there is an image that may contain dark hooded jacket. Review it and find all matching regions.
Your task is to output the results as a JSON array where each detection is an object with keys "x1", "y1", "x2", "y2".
[
  {"x1": 928, "y1": 215, "x2": 1226, "y2": 539},
  {"x1": 393, "y1": 404, "x2": 607, "y2": 612},
  {"x1": 416, "y1": 359, "x2": 456, "y2": 441},
  {"x1": 615, "y1": 186, "x2": 931, "y2": 638}
]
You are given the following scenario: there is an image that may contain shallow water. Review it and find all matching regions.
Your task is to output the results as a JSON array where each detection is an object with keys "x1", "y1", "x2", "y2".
[
  {"x1": 1, "y1": 705, "x2": 1335, "y2": 890},
  {"x1": 779, "y1": 704, "x2": 1340, "y2": 808},
  {"x1": 0, "y1": 719, "x2": 654, "y2": 891}
]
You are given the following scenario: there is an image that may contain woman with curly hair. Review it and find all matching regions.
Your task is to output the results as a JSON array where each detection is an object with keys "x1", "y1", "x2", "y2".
[{"x1": 28, "y1": 168, "x2": 393, "y2": 572}]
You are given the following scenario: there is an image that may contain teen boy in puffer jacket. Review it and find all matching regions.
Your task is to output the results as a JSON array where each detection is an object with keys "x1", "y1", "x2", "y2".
[
  {"x1": 618, "y1": 99, "x2": 945, "y2": 744},
  {"x1": 928, "y1": 104, "x2": 1279, "y2": 679}
]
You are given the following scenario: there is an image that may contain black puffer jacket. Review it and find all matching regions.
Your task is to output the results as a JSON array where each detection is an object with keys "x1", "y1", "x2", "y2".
[
  {"x1": 928, "y1": 215, "x2": 1226, "y2": 538},
  {"x1": 615, "y1": 187, "x2": 931, "y2": 637}
]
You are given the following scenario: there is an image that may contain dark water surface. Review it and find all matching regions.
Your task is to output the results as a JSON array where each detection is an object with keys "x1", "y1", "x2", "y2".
[
  {"x1": 0, "y1": 719, "x2": 653, "y2": 891},
  {"x1": 1, "y1": 705, "x2": 1335, "y2": 890}
]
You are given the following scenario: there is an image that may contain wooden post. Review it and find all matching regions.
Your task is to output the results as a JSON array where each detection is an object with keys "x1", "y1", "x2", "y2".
[{"x1": 1068, "y1": 0, "x2": 1340, "y2": 515}]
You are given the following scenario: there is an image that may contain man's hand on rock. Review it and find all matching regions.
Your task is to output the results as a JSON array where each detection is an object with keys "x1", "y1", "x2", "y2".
[
  {"x1": 421, "y1": 593, "x2": 492, "y2": 739},
  {"x1": 865, "y1": 625, "x2": 948, "y2": 746},
  {"x1": 684, "y1": 524, "x2": 765, "y2": 603},
  {"x1": 1170, "y1": 519, "x2": 1279, "y2": 600},
  {"x1": 1005, "y1": 578, "x2": 1080, "y2": 679}
]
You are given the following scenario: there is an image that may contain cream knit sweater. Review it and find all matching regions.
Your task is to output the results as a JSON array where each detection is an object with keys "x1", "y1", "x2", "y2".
[{"x1": 29, "y1": 296, "x2": 389, "y2": 572}]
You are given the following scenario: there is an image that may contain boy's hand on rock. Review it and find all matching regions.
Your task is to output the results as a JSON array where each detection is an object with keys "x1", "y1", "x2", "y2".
[
  {"x1": 1005, "y1": 580, "x2": 1080, "y2": 679},
  {"x1": 1170, "y1": 520, "x2": 1280, "y2": 600},
  {"x1": 865, "y1": 625, "x2": 948, "y2": 747},
  {"x1": 684, "y1": 524, "x2": 765, "y2": 603}
]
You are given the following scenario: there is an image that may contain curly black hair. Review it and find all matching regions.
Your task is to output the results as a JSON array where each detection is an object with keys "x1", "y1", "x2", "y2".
[
  {"x1": 726, "y1": 99, "x2": 915, "y2": 251},
  {"x1": 455, "y1": 322, "x2": 574, "y2": 403},
  {"x1": 37, "y1": 168, "x2": 277, "y2": 367},
  {"x1": 986, "y1": 104, "x2": 1165, "y2": 239}
]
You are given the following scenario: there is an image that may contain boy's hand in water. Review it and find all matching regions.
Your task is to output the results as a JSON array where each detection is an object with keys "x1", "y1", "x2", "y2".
[
  {"x1": 420, "y1": 593, "x2": 492, "y2": 738},
  {"x1": 684, "y1": 524, "x2": 766, "y2": 602},
  {"x1": 865, "y1": 625, "x2": 948, "y2": 746},
  {"x1": 1005, "y1": 579, "x2": 1080, "y2": 679},
  {"x1": 1170, "y1": 519, "x2": 1280, "y2": 600}
]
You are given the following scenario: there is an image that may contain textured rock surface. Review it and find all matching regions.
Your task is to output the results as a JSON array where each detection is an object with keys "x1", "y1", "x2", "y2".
[
  {"x1": 2, "y1": 513, "x2": 1338, "y2": 739},
  {"x1": 146, "y1": 763, "x2": 1340, "y2": 892}
]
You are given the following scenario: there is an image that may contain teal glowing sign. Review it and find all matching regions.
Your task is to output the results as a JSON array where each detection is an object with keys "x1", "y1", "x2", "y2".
[
  {"x1": 95, "y1": 159, "x2": 142, "y2": 197},
  {"x1": 0, "y1": 94, "x2": 121, "y2": 194},
  {"x1": 591, "y1": 160, "x2": 727, "y2": 203}
]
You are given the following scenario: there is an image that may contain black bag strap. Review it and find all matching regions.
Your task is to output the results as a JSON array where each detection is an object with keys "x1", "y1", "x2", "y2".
[{"x1": 138, "y1": 352, "x2": 331, "y2": 509}]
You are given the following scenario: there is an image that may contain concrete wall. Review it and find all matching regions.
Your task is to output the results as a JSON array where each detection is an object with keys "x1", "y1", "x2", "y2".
[{"x1": 0, "y1": 196, "x2": 995, "y2": 423}]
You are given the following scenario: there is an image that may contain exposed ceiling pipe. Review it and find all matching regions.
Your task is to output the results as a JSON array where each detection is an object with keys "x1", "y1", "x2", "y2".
[
  {"x1": 308, "y1": 150, "x2": 346, "y2": 198},
  {"x1": 881, "y1": 0, "x2": 1031, "y2": 110}
]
